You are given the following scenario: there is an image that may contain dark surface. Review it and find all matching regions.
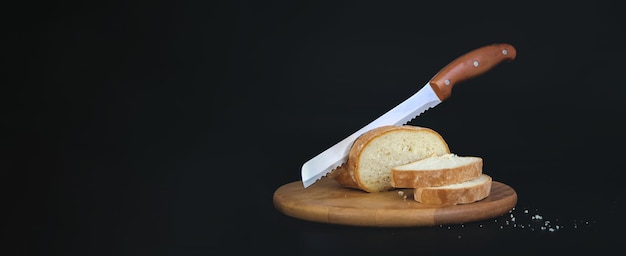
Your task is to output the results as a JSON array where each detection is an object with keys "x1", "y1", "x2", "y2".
[{"x1": 5, "y1": 1, "x2": 626, "y2": 255}]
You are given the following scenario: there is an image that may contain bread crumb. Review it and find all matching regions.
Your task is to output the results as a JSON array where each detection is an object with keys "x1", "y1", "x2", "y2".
[{"x1": 397, "y1": 190, "x2": 408, "y2": 201}]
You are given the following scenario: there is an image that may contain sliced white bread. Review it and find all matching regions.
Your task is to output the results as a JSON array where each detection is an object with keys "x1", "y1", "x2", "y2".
[
  {"x1": 332, "y1": 125, "x2": 450, "y2": 192},
  {"x1": 390, "y1": 153, "x2": 482, "y2": 189},
  {"x1": 413, "y1": 174, "x2": 492, "y2": 205}
]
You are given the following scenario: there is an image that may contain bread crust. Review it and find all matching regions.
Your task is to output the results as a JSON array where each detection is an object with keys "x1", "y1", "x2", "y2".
[
  {"x1": 413, "y1": 174, "x2": 492, "y2": 205},
  {"x1": 332, "y1": 125, "x2": 450, "y2": 192},
  {"x1": 329, "y1": 163, "x2": 360, "y2": 189},
  {"x1": 390, "y1": 157, "x2": 482, "y2": 188}
]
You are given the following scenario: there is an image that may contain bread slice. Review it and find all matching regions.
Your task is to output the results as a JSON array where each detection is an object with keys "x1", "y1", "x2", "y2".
[
  {"x1": 332, "y1": 125, "x2": 450, "y2": 192},
  {"x1": 413, "y1": 174, "x2": 492, "y2": 205},
  {"x1": 390, "y1": 153, "x2": 482, "y2": 188}
]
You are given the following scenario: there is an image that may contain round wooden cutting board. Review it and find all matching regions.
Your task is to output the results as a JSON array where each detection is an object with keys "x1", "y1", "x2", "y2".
[{"x1": 273, "y1": 178, "x2": 517, "y2": 227}]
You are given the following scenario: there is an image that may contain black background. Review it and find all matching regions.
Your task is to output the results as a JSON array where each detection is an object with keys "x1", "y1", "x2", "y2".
[{"x1": 5, "y1": 1, "x2": 626, "y2": 255}]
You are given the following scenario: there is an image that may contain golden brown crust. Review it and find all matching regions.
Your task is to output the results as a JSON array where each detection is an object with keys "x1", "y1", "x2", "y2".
[
  {"x1": 413, "y1": 174, "x2": 492, "y2": 205},
  {"x1": 328, "y1": 163, "x2": 360, "y2": 189},
  {"x1": 333, "y1": 125, "x2": 450, "y2": 192},
  {"x1": 390, "y1": 157, "x2": 482, "y2": 188}
]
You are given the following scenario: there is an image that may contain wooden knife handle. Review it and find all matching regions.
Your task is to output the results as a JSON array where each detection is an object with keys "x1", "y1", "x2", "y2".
[{"x1": 429, "y1": 43, "x2": 516, "y2": 100}]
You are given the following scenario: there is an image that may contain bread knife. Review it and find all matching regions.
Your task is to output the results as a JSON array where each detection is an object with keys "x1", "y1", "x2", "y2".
[{"x1": 301, "y1": 43, "x2": 517, "y2": 188}]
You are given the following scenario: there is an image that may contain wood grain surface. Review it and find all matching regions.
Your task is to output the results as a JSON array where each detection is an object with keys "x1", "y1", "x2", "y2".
[{"x1": 273, "y1": 177, "x2": 517, "y2": 227}]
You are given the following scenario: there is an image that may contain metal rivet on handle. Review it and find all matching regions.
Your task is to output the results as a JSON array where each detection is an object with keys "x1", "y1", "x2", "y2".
[
  {"x1": 445, "y1": 79, "x2": 451, "y2": 86},
  {"x1": 502, "y1": 49, "x2": 508, "y2": 55},
  {"x1": 473, "y1": 60, "x2": 479, "y2": 67}
]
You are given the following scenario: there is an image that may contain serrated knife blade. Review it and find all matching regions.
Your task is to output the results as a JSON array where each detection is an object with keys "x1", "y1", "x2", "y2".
[{"x1": 301, "y1": 43, "x2": 517, "y2": 188}]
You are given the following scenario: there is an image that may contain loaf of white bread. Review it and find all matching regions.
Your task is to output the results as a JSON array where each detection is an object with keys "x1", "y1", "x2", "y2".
[
  {"x1": 332, "y1": 125, "x2": 492, "y2": 205},
  {"x1": 332, "y1": 125, "x2": 450, "y2": 192}
]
